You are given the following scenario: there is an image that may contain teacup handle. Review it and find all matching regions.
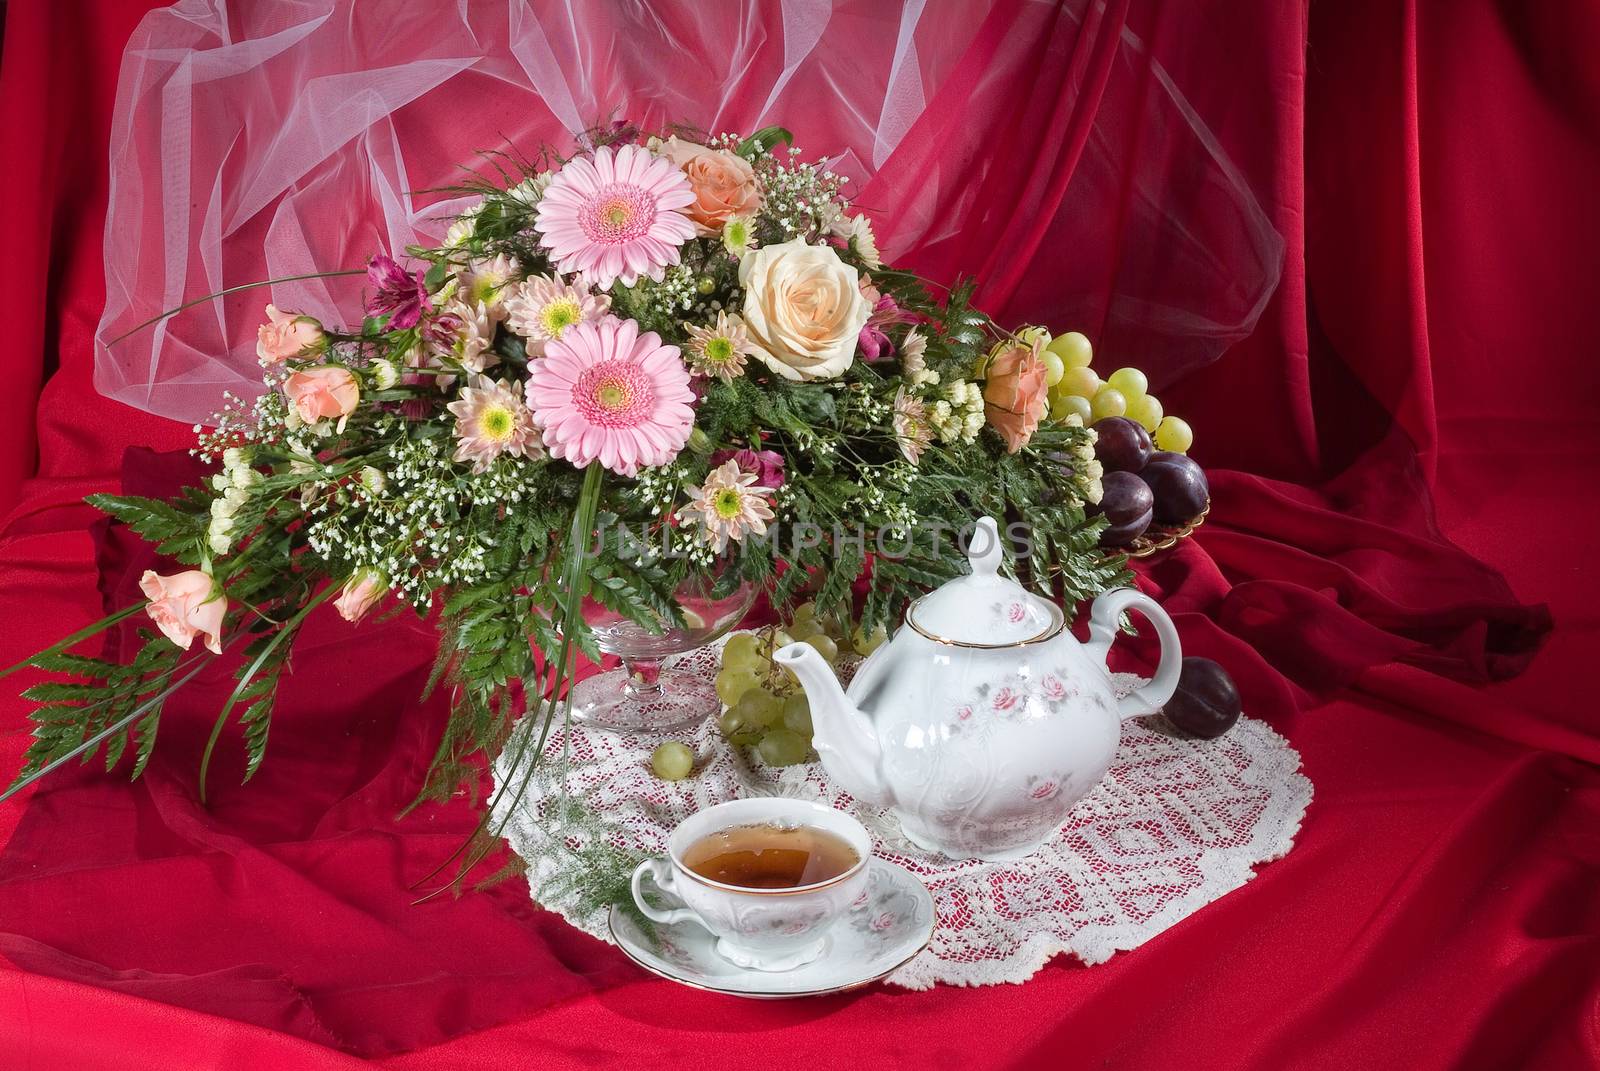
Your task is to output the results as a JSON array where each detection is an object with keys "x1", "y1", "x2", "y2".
[
  {"x1": 1085, "y1": 588, "x2": 1183, "y2": 721},
  {"x1": 631, "y1": 859, "x2": 709, "y2": 929}
]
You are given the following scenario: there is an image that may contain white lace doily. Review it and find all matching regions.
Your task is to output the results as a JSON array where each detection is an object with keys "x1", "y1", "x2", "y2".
[{"x1": 493, "y1": 642, "x2": 1312, "y2": 988}]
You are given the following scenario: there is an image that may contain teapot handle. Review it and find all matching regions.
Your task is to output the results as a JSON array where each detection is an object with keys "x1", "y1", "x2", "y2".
[{"x1": 1085, "y1": 588, "x2": 1183, "y2": 721}]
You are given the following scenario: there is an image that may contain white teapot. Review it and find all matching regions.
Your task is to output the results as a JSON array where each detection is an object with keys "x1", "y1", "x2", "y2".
[{"x1": 775, "y1": 517, "x2": 1182, "y2": 862}]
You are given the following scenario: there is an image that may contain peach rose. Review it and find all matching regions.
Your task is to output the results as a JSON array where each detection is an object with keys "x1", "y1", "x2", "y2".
[
  {"x1": 256, "y1": 304, "x2": 324, "y2": 364},
  {"x1": 334, "y1": 571, "x2": 387, "y2": 625},
  {"x1": 739, "y1": 240, "x2": 872, "y2": 382},
  {"x1": 982, "y1": 336, "x2": 1050, "y2": 453},
  {"x1": 139, "y1": 569, "x2": 226, "y2": 655},
  {"x1": 284, "y1": 365, "x2": 360, "y2": 425},
  {"x1": 657, "y1": 137, "x2": 762, "y2": 235}
]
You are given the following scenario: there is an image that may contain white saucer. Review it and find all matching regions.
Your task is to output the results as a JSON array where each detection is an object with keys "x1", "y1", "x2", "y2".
[{"x1": 608, "y1": 858, "x2": 935, "y2": 999}]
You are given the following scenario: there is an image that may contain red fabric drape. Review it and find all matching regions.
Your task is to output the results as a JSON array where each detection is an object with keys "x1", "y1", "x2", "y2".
[{"x1": 1, "y1": 1, "x2": 1597, "y2": 1068}]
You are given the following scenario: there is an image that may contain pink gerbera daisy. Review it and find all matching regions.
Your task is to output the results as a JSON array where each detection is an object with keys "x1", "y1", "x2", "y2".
[
  {"x1": 526, "y1": 316, "x2": 696, "y2": 477},
  {"x1": 533, "y1": 145, "x2": 697, "y2": 289}
]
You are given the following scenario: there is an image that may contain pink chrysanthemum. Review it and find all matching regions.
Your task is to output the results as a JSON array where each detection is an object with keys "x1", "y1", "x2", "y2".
[
  {"x1": 503, "y1": 275, "x2": 611, "y2": 356},
  {"x1": 677, "y1": 460, "x2": 776, "y2": 552},
  {"x1": 447, "y1": 377, "x2": 543, "y2": 474},
  {"x1": 526, "y1": 316, "x2": 695, "y2": 477},
  {"x1": 533, "y1": 145, "x2": 697, "y2": 289}
]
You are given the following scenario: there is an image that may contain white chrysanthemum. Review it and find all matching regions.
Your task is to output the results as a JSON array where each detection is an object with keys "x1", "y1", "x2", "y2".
[
  {"x1": 456, "y1": 254, "x2": 520, "y2": 320},
  {"x1": 684, "y1": 311, "x2": 757, "y2": 382},
  {"x1": 892, "y1": 388, "x2": 934, "y2": 465},
  {"x1": 443, "y1": 201, "x2": 484, "y2": 248},
  {"x1": 722, "y1": 215, "x2": 756, "y2": 258},
  {"x1": 831, "y1": 213, "x2": 882, "y2": 269},
  {"x1": 900, "y1": 328, "x2": 927, "y2": 376},
  {"x1": 506, "y1": 173, "x2": 553, "y2": 208}
]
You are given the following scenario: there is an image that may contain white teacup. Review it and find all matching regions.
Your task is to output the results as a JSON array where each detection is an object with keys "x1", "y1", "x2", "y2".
[{"x1": 630, "y1": 798, "x2": 872, "y2": 972}]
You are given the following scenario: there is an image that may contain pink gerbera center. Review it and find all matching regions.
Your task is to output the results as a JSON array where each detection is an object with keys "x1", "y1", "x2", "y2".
[
  {"x1": 573, "y1": 360, "x2": 657, "y2": 428},
  {"x1": 580, "y1": 185, "x2": 656, "y2": 245}
]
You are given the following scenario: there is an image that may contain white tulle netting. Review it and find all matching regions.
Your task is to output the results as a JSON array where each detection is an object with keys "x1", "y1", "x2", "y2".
[
  {"x1": 494, "y1": 644, "x2": 1312, "y2": 987},
  {"x1": 98, "y1": 0, "x2": 1280, "y2": 421}
]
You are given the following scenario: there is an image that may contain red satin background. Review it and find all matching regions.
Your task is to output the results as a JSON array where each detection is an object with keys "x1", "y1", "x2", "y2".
[{"x1": 2, "y1": 2, "x2": 1598, "y2": 1069}]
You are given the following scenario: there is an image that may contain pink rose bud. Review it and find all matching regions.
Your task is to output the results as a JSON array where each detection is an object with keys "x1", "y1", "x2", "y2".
[
  {"x1": 333, "y1": 571, "x2": 388, "y2": 625},
  {"x1": 256, "y1": 304, "x2": 325, "y2": 364},
  {"x1": 139, "y1": 569, "x2": 226, "y2": 655},
  {"x1": 284, "y1": 365, "x2": 360, "y2": 425},
  {"x1": 982, "y1": 337, "x2": 1050, "y2": 454}
]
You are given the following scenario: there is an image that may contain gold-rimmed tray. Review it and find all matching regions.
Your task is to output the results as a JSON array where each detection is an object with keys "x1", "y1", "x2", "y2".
[{"x1": 1119, "y1": 500, "x2": 1210, "y2": 560}]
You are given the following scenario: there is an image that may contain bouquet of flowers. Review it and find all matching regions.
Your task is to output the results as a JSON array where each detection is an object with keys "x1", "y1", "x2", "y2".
[{"x1": 2, "y1": 123, "x2": 1126, "y2": 877}]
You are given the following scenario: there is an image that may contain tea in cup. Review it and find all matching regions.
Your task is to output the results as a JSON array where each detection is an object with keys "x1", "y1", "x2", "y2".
[{"x1": 630, "y1": 798, "x2": 871, "y2": 971}]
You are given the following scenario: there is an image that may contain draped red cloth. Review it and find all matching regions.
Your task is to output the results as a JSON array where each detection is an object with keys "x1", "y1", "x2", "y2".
[{"x1": 2, "y1": 1, "x2": 1598, "y2": 1068}]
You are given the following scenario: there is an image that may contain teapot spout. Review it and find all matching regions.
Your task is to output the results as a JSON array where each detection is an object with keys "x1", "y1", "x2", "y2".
[{"x1": 774, "y1": 643, "x2": 895, "y2": 809}]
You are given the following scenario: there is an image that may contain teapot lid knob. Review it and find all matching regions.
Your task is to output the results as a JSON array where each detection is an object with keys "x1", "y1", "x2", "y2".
[
  {"x1": 907, "y1": 514, "x2": 1063, "y2": 645},
  {"x1": 968, "y1": 517, "x2": 1003, "y2": 578}
]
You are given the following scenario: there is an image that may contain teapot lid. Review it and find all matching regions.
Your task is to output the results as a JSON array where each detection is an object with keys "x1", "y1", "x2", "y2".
[{"x1": 905, "y1": 517, "x2": 1064, "y2": 647}]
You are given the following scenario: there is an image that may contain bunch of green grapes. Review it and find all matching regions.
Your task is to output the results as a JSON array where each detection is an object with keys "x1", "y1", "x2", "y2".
[
  {"x1": 713, "y1": 602, "x2": 888, "y2": 768},
  {"x1": 1038, "y1": 331, "x2": 1194, "y2": 453}
]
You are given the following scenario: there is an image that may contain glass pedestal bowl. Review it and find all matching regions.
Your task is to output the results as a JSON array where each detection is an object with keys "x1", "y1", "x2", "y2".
[{"x1": 568, "y1": 576, "x2": 757, "y2": 735}]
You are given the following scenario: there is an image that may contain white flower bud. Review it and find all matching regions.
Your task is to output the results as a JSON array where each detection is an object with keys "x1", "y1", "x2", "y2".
[
  {"x1": 222, "y1": 447, "x2": 247, "y2": 470},
  {"x1": 368, "y1": 358, "x2": 399, "y2": 390},
  {"x1": 359, "y1": 466, "x2": 386, "y2": 494},
  {"x1": 210, "y1": 497, "x2": 234, "y2": 520},
  {"x1": 211, "y1": 474, "x2": 232, "y2": 493},
  {"x1": 207, "y1": 514, "x2": 234, "y2": 554}
]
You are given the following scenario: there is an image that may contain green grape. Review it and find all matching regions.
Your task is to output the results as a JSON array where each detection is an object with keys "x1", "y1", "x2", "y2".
[
  {"x1": 1050, "y1": 393, "x2": 1093, "y2": 424},
  {"x1": 651, "y1": 741, "x2": 694, "y2": 781},
  {"x1": 723, "y1": 632, "x2": 760, "y2": 666},
  {"x1": 775, "y1": 664, "x2": 800, "y2": 695},
  {"x1": 1125, "y1": 392, "x2": 1163, "y2": 432},
  {"x1": 1040, "y1": 350, "x2": 1066, "y2": 387},
  {"x1": 852, "y1": 623, "x2": 889, "y2": 656},
  {"x1": 788, "y1": 619, "x2": 823, "y2": 642},
  {"x1": 757, "y1": 729, "x2": 810, "y2": 767},
  {"x1": 1090, "y1": 386, "x2": 1128, "y2": 421},
  {"x1": 1047, "y1": 331, "x2": 1093, "y2": 369},
  {"x1": 1154, "y1": 415, "x2": 1194, "y2": 453},
  {"x1": 773, "y1": 628, "x2": 795, "y2": 649},
  {"x1": 718, "y1": 708, "x2": 762, "y2": 745},
  {"x1": 802, "y1": 634, "x2": 839, "y2": 664},
  {"x1": 1059, "y1": 366, "x2": 1100, "y2": 399},
  {"x1": 782, "y1": 694, "x2": 814, "y2": 736},
  {"x1": 791, "y1": 601, "x2": 817, "y2": 625},
  {"x1": 722, "y1": 646, "x2": 769, "y2": 676},
  {"x1": 734, "y1": 688, "x2": 783, "y2": 728},
  {"x1": 1105, "y1": 367, "x2": 1148, "y2": 400},
  {"x1": 715, "y1": 667, "x2": 761, "y2": 707}
]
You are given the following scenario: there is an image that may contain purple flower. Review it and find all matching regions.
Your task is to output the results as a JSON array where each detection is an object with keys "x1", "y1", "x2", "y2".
[
  {"x1": 858, "y1": 291, "x2": 911, "y2": 362},
  {"x1": 366, "y1": 253, "x2": 431, "y2": 330},
  {"x1": 710, "y1": 448, "x2": 785, "y2": 490}
]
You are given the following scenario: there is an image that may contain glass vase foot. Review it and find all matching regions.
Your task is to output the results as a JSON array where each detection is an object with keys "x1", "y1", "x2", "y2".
[{"x1": 569, "y1": 665, "x2": 722, "y2": 735}]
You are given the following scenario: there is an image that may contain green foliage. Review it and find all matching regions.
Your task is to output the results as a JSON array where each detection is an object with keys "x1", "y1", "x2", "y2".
[
  {"x1": 12, "y1": 631, "x2": 182, "y2": 789},
  {"x1": 85, "y1": 493, "x2": 206, "y2": 562}
]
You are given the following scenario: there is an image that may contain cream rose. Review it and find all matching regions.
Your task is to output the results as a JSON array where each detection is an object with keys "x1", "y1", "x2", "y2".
[{"x1": 738, "y1": 240, "x2": 871, "y2": 382}]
